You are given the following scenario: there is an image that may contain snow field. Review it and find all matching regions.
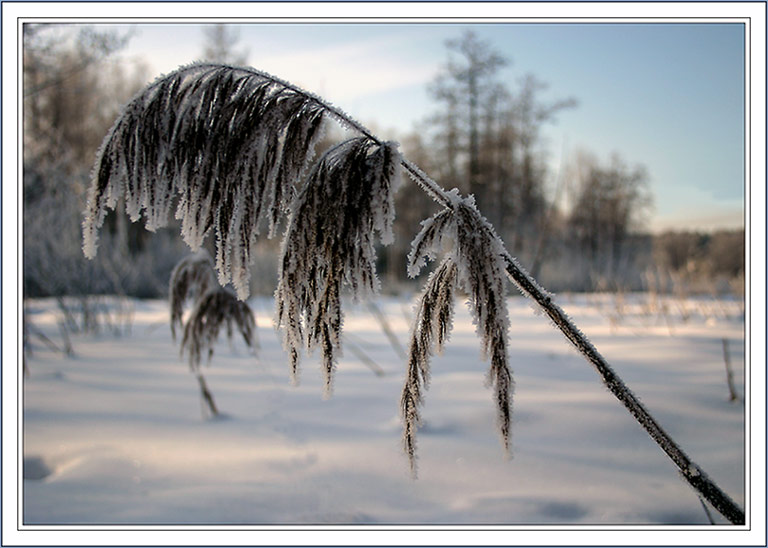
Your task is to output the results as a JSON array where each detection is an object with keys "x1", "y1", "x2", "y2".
[{"x1": 21, "y1": 293, "x2": 745, "y2": 525}]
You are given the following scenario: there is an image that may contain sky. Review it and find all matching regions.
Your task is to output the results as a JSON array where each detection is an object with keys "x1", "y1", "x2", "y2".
[{"x1": 99, "y1": 22, "x2": 746, "y2": 233}]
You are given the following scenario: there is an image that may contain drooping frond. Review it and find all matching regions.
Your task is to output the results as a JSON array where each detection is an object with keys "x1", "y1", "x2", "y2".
[
  {"x1": 275, "y1": 137, "x2": 401, "y2": 393},
  {"x1": 452, "y1": 198, "x2": 514, "y2": 451},
  {"x1": 82, "y1": 62, "x2": 326, "y2": 299},
  {"x1": 401, "y1": 257, "x2": 458, "y2": 475},
  {"x1": 405, "y1": 195, "x2": 513, "y2": 460},
  {"x1": 169, "y1": 250, "x2": 217, "y2": 339},
  {"x1": 79, "y1": 62, "x2": 745, "y2": 525},
  {"x1": 180, "y1": 287, "x2": 256, "y2": 370}
]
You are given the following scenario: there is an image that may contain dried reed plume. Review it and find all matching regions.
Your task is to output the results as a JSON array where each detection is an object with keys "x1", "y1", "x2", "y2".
[
  {"x1": 180, "y1": 287, "x2": 256, "y2": 370},
  {"x1": 82, "y1": 62, "x2": 744, "y2": 524},
  {"x1": 275, "y1": 136, "x2": 401, "y2": 393},
  {"x1": 169, "y1": 252, "x2": 257, "y2": 417},
  {"x1": 169, "y1": 250, "x2": 217, "y2": 339}
]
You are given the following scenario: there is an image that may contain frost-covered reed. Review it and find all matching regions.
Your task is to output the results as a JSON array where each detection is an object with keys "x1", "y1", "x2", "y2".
[
  {"x1": 169, "y1": 250, "x2": 217, "y2": 340},
  {"x1": 180, "y1": 286, "x2": 256, "y2": 370},
  {"x1": 82, "y1": 62, "x2": 744, "y2": 525},
  {"x1": 275, "y1": 136, "x2": 401, "y2": 393},
  {"x1": 403, "y1": 193, "x2": 513, "y2": 473},
  {"x1": 168, "y1": 251, "x2": 257, "y2": 417}
]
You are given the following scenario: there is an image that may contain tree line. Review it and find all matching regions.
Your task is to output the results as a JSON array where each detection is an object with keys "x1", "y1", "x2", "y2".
[
  {"x1": 385, "y1": 30, "x2": 743, "y2": 295},
  {"x1": 22, "y1": 25, "x2": 744, "y2": 299},
  {"x1": 23, "y1": 24, "x2": 189, "y2": 301}
]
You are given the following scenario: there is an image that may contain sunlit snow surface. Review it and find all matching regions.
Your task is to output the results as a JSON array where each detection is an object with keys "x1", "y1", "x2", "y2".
[{"x1": 22, "y1": 293, "x2": 745, "y2": 525}]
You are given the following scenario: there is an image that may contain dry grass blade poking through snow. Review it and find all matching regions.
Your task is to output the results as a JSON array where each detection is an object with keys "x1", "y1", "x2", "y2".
[{"x1": 83, "y1": 62, "x2": 744, "y2": 524}]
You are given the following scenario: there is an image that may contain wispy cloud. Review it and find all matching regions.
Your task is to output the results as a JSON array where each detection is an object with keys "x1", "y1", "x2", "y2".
[
  {"x1": 131, "y1": 27, "x2": 438, "y2": 105},
  {"x1": 253, "y1": 36, "x2": 438, "y2": 103}
]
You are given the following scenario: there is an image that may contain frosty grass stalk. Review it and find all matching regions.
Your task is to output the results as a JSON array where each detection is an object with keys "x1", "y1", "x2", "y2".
[{"x1": 82, "y1": 63, "x2": 745, "y2": 525}]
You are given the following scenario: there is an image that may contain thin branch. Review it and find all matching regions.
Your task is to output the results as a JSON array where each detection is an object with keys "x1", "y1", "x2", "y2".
[
  {"x1": 698, "y1": 494, "x2": 717, "y2": 525},
  {"x1": 341, "y1": 335, "x2": 387, "y2": 377},
  {"x1": 25, "y1": 322, "x2": 63, "y2": 355},
  {"x1": 395, "y1": 104, "x2": 745, "y2": 524},
  {"x1": 196, "y1": 372, "x2": 220, "y2": 418}
]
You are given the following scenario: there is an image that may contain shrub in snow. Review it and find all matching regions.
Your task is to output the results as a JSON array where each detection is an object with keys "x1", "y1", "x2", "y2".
[{"x1": 82, "y1": 62, "x2": 743, "y2": 525}]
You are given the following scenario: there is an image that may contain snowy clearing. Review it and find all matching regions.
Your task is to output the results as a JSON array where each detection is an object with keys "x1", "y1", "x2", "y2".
[{"x1": 21, "y1": 293, "x2": 745, "y2": 526}]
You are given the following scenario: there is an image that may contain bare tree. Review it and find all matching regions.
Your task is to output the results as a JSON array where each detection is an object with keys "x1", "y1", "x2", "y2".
[
  {"x1": 201, "y1": 24, "x2": 249, "y2": 65},
  {"x1": 507, "y1": 73, "x2": 577, "y2": 255},
  {"x1": 23, "y1": 24, "x2": 187, "y2": 306},
  {"x1": 567, "y1": 151, "x2": 652, "y2": 287},
  {"x1": 424, "y1": 31, "x2": 575, "y2": 260},
  {"x1": 428, "y1": 30, "x2": 508, "y2": 210}
]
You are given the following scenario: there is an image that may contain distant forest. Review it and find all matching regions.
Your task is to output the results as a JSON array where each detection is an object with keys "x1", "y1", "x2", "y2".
[{"x1": 23, "y1": 25, "x2": 745, "y2": 300}]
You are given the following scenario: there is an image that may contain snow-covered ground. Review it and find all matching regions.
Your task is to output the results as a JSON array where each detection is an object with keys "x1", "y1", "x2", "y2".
[{"x1": 20, "y1": 293, "x2": 745, "y2": 528}]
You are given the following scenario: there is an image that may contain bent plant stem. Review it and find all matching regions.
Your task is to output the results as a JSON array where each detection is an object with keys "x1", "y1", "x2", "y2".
[
  {"x1": 196, "y1": 372, "x2": 220, "y2": 418},
  {"x1": 237, "y1": 64, "x2": 744, "y2": 525},
  {"x1": 397, "y1": 129, "x2": 744, "y2": 523},
  {"x1": 501, "y1": 252, "x2": 745, "y2": 526},
  {"x1": 326, "y1": 88, "x2": 744, "y2": 523},
  {"x1": 92, "y1": 63, "x2": 743, "y2": 525}
]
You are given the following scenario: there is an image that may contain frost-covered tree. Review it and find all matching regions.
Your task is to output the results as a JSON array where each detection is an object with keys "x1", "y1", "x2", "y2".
[
  {"x1": 23, "y1": 24, "x2": 185, "y2": 354},
  {"x1": 23, "y1": 24, "x2": 185, "y2": 304},
  {"x1": 81, "y1": 62, "x2": 744, "y2": 525}
]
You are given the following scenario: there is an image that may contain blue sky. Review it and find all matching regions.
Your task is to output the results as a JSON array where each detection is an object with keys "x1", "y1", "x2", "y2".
[{"x1": 111, "y1": 22, "x2": 745, "y2": 233}]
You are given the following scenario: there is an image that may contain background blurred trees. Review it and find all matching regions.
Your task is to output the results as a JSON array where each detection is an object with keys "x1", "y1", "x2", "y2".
[
  {"x1": 419, "y1": 30, "x2": 577, "y2": 257},
  {"x1": 201, "y1": 24, "x2": 249, "y2": 65},
  {"x1": 392, "y1": 30, "x2": 742, "y2": 294},
  {"x1": 22, "y1": 24, "x2": 743, "y2": 299},
  {"x1": 653, "y1": 230, "x2": 745, "y2": 296},
  {"x1": 23, "y1": 24, "x2": 187, "y2": 301},
  {"x1": 566, "y1": 150, "x2": 653, "y2": 288}
]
